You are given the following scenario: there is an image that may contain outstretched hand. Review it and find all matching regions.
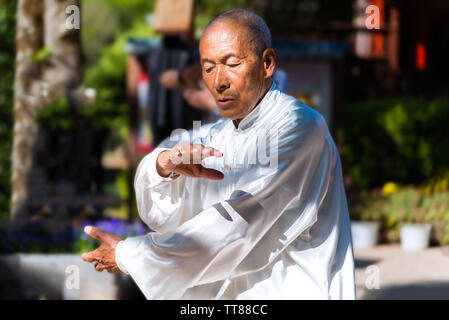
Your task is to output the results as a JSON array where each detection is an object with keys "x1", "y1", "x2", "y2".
[{"x1": 81, "y1": 226, "x2": 123, "y2": 274}]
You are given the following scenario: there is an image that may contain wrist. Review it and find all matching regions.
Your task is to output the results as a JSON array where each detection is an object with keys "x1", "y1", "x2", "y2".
[{"x1": 114, "y1": 240, "x2": 129, "y2": 274}]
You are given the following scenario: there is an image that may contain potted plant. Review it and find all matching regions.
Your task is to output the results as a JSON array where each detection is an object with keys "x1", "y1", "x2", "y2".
[
  {"x1": 418, "y1": 188, "x2": 449, "y2": 247},
  {"x1": 386, "y1": 188, "x2": 432, "y2": 251},
  {"x1": 351, "y1": 220, "x2": 381, "y2": 249},
  {"x1": 350, "y1": 190, "x2": 385, "y2": 249}
]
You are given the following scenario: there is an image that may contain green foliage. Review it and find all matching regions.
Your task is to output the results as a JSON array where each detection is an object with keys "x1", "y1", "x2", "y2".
[
  {"x1": 81, "y1": 0, "x2": 121, "y2": 66},
  {"x1": 82, "y1": 21, "x2": 157, "y2": 130},
  {"x1": 354, "y1": 186, "x2": 449, "y2": 244},
  {"x1": 81, "y1": 0, "x2": 157, "y2": 66},
  {"x1": 338, "y1": 99, "x2": 449, "y2": 189},
  {"x1": 96, "y1": 0, "x2": 156, "y2": 30},
  {"x1": 0, "y1": 0, "x2": 16, "y2": 219},
  {"x1": 195, "y1": 0, "x2": 258, "y2": 18},
  {"x1": 103, "y1": 169, "x2": 129, "y2": 200},
  {"x1": 36, "y1": 97, "x2": 75, "y2": 130},
  {"x1": 384, "y1": 188, "x2": 431, "y2": 225},
  {"x1": 354, "y1": 191, "x2": 385, "y2": 222},
  {"x1": 32, "y1": 47, "x2": 53, "y2": 62},
  {"x1": 37, "y1": 21, "x2": 157, "y2": 131},
  {"x1": 36, "y1": 5, "x2": 157, "y2": 224},
  {"x1": 72, "y1": 230, "x2": 101, "y2": 254}
]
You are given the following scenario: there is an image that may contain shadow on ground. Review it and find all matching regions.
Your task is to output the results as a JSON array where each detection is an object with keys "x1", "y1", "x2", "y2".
[{"x1": 355, "y1": 259, "x2": 378, "y2": 269}]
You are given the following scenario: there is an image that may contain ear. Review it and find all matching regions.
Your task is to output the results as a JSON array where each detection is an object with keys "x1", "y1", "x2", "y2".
[{"x1": 262, "y1": 48, "x2": 276, "y2": 79}]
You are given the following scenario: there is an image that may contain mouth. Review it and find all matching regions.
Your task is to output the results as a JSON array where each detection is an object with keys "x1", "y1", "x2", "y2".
[{"x1": 217, "y1": 98, "x2": 235, "y2": 108}]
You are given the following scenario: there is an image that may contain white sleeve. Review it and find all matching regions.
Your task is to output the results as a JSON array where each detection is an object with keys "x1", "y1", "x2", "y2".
[
  {"x1": 116, "y1": 113, "x2": 334, "y2": 299},
  {"x1": 133, "y1": 147, "x2": 187, "y2": 234},
  {"x1": 134, "y1": 123, "x2": 218, "y2": 234}
]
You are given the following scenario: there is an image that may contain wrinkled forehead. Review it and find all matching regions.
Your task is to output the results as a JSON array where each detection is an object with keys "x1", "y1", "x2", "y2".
[{"x1": 199, "y1": 21, "x2": 252, "y2": 57}]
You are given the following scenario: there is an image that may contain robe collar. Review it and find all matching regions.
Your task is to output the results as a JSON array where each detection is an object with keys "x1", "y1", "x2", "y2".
[{"x1": 232, "y1": 81, "x2": 278, "y2": 132}]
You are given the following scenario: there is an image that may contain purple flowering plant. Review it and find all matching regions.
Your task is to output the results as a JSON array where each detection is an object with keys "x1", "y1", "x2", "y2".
[
  {"x1": 73, "y1": 218, "x2": 148, "y2": 253},
  {"x1": 0, "y1": 218, "x2": 148, "y2": 254}
]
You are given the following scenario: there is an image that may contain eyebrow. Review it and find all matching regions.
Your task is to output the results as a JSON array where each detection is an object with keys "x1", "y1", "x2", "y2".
[
  {"x1": 201, "y1": 54, "x2": 242, "y2": 65},
  {"x1": 201, "y1": 58, "x2": 215, "y2": 65}
]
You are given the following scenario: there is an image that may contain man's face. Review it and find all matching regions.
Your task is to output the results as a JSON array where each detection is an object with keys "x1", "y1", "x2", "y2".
[{"x1": 199, "y1": 22, "x2": 267, "y2": 122}]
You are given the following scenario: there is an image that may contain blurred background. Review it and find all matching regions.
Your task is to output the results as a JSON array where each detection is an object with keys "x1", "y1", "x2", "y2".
[{"x1": 0, "y1": 0, "x2": 448, "y2": 299}]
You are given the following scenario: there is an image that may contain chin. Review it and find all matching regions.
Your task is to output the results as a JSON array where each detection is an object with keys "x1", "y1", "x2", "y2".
[
  {"x1": 217, "y1": 109, "x2": 233, "y2": 119},
  {"x1": 217, "y1": 105, "x2": 245, "y2": 120},
  {"x1": 218, "y1": 108, "x2": 239, "y2": 120}
]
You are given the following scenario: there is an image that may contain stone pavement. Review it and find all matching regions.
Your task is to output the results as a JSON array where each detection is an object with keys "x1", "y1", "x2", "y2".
[
  {"x1": 0, "y1": 254, "x2": 144, "y2": 299},
  {"x1": 354, "y1": 244, "x2": 449, "y2": 299}
]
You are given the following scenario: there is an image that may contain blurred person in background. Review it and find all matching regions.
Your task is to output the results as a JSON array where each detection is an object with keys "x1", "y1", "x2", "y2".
[{"x1": 160, "y1": 63, "x2": 289, "y2": 123}]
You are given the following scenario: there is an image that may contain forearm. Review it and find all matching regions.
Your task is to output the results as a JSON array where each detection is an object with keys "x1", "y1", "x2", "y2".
[
  {"x1": 134, "y1": 148, "x2": 186, "y2": 233},
  {"x1": 114, "y1": 203, "x2": 248, "y2": 299}
]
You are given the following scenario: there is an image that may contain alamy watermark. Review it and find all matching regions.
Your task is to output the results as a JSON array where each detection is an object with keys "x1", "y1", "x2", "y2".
[
  {"x1": 65, "y1": 264, "x2": 80, "y2": 290},
  {"x1": 168, "y1": 121, "x2": 279, "y2": 170},
  {"x1": 365, "y1": 5, "x2": 380, "y2": 30},
  {"x1": 65, "y1": 5, "x2": 80, "y2": 30},
  {"x1": 365, "y1": 265, "x2": 380, "y2": 290}
]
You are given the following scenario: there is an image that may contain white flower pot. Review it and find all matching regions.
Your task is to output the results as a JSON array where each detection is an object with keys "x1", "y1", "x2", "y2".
[
  {"x1": 351, "y1": 221, "x2": 380, "y2": 249},
  {"x1": 400, "y1": 223, "x2": 432, "y2": 252}
]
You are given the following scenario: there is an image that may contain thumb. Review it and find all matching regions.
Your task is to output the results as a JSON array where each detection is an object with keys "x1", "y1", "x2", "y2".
[{"x1": 84, "y1": 226, "x2": 104, "y2": 242}]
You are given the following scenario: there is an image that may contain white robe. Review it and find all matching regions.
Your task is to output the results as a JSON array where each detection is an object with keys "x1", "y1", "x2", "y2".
[{"x1": 115, "y1": 82, "x2": 356, "y2": 300}]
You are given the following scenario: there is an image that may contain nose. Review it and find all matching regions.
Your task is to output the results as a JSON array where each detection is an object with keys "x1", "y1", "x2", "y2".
[{"x1": 214, "y1": 65, "x2": 230, "y2": 94}]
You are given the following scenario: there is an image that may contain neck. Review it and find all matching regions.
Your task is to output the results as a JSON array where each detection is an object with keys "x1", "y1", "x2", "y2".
[{"x1": 233, "y1": 79, "x2": 273, "y2": 127}]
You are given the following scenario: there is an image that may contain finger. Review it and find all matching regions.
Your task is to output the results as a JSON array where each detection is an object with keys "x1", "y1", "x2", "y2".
[
  {"x1": 95, "y1": 263, "x2": 105, "y2": 272},
  {"x1": 84, "y1": 226, "x2": 104, "y2": 242},
  {"x1": 199, "y1": 145, "x2": 223, "y2": 159},
  {"x1": 172, "y1": 147, "x2": 182, "y2": 157},
  {"x1": 208, "y1": 147, "x2": 223, "y2": 158},
  {"x1": 191, "y1": 144, "x2": 204, "y2": 164},
  {"x1": 85, "y1": 226, "x2": 122, "y2": 247},
  {"x1": 169, "y1": 147, "x2": 184, "y2": 166},
  {"x1": 197, "y1": 166, "x2": 224, "y2": 180},
  {"x1": 81, "y1": 250, "x2": 98, "y2": 263},
  {"x1": 175, "y1": 144, "x2": 222, "y2": 165}
]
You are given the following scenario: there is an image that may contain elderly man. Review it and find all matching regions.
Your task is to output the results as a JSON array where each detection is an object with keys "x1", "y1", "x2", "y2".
[{"x1": 82, "y1": 9, "x2": 355, "y2": 300}]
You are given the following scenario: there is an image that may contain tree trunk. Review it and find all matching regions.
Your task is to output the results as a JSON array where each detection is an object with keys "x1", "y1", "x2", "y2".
[{"x1": 11, "y1": 0, "x2": 83, "y2": 220}]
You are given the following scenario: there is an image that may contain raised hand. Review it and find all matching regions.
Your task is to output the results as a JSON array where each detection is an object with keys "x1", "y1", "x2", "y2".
[{"x1": 156, "y1": 143, "x2": 224, "y2": 180}]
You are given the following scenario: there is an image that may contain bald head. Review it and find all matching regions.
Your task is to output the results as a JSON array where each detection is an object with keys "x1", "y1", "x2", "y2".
[
  {"x1": 202, "y1": 9, "x2": 272, "y2": 56},
  {"x1": 199, "y1": 9, "x2": 276, "y2": 124}
]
